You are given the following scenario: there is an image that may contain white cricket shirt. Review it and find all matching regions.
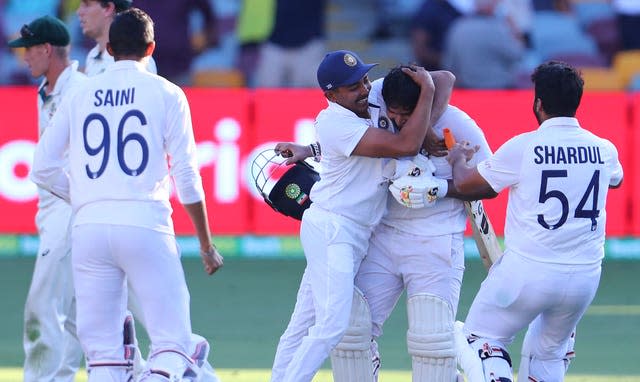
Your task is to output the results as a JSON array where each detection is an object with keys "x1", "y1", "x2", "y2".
[
  {"x1": 84, "y1": 44, "x2": 157, "y2": 76},
  {"x1": 309, "y1": 101, "x2": 388, "y2": 227},
  {"x1": 35, "y1": 61, "x2": 87, "y2": 226},
  {"x1": 31, "y1": 60, "x2": 204, "y2": 235},
  {"x1": 368, "y1": 79, "x2": 492, "y2": 235},
  {"x1": 478, "y1": 117, "x2": 623, "y2": 265}
]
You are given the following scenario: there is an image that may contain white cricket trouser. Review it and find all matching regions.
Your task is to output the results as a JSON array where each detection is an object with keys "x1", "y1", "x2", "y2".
[
  {"x1": 71, "y1": 224, "x2": 192, "y2": 373},
  {"x1": 464, "y1": 252, "x2": 600, "y2": 366},
  {"x1": 271, "y1": 207, "x2": 373, "y2": 382},
  {"x1": 356, "y1": 223, "x2": 465, "y2": 339},
  {"x1": 24, "y1": 203, "x2": 83, "y2": 382}
]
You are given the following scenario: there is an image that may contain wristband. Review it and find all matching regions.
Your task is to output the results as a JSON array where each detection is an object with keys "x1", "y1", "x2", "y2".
[{"x1": 309, "y1": 142, "x2": 321, "y2": 161}]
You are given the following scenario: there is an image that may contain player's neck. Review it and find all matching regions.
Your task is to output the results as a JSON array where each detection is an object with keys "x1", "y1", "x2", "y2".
[{"x1": 44, "y1": 58, "x2": 70, "y2": 94}]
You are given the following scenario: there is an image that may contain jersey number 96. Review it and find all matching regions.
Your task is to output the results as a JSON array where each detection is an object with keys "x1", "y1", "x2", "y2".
[{"x1": 83, "y1": 110, "x2": 149, "y2": 179}]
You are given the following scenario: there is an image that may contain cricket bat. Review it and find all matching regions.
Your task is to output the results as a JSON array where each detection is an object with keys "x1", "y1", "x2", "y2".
[{"x1": 444, "y1": 128, "x2": 503, "y2": 269}]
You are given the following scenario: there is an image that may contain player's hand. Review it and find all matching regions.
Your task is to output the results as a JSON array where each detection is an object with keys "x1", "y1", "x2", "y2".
[
  {"x1": 446, "y1": 141, "x2": 479, "y2": 165},
  {"x1": 401, "y1": 65, "x2": 435, "y2": 90},
  {"x1": 274, "y1": 142, "x2": 313, "y2": 165},
  {"x1": 200, "y1": 245, "x2": 223, "y2": 275},
  {"x1": 422, "y1": 128, "x2": 448, "y2": 157},
  {"x1": 389, "y1": 170, "x2": 447, "y2": 208}
]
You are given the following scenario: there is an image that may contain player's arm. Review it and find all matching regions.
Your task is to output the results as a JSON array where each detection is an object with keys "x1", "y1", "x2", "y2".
[
  {"x1": 429, "y1": 70, "x2": 455, "y2": 128},
  {"x1": 166, "y1": 89, "x2": 223, "y2": 275},
  {"x1": 446, "y1": 142, "x2": 498, "y2": 200},
  {"x1": 353, "y1": 66, "x2": 436, "y2": 158},
  {"x1": 420, "y1": 70, "x2": 455, "y2": 157},
  {"x1": 183, "y1": 201, "x2": 223, "y2": 275},
  {"x1": 275, "y1": 142, "x2": 319, "y2": 165},
  {"x1": 30, "y1": 98, "x2": 72, "y2": 202}
]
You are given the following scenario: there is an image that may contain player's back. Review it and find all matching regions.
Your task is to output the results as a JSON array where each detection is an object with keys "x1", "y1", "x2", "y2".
[
  {"x1": 498, "y1": 117, "x2": 623, "y2": 265},
  {"x1": 65, "y1": 60, "x2": 198, "y2": 234}
]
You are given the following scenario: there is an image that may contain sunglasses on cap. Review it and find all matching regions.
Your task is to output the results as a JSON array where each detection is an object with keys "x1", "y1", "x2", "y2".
[{"x1": 20, "y1": 24, "x2": 35, "y2": 39}]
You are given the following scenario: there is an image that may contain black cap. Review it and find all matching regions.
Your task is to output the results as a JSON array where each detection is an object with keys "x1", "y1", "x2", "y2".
[
  {"x1": 316, "y1": 50, "x2": 378, "y2": 90},
  {"x1": 8, "y1": 15, "x2": 70, "y2": 48}
]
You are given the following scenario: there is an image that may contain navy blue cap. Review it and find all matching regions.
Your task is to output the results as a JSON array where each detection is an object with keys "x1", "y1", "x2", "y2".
[{"x1": 317, "y1": 50, "x2": 378, "y2": 90}]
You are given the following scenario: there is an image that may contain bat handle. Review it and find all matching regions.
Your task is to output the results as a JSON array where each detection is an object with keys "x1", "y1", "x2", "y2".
[{"x1": 443, "y1": 128, "x2": 456, "y2": 150}]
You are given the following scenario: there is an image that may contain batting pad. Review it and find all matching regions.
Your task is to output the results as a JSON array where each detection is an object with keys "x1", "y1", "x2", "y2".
[
  {"x1": 331, "y1": 288, "x2": 375, "y2": 382},
  {"x1": 407, "y1": 293, "x2": 456, "y2": 382}
]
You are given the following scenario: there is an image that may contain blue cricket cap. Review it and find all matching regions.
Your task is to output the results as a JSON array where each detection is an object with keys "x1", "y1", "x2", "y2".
[{"x1": 316, "y1": 50, "x2": 378, "y2": 91}]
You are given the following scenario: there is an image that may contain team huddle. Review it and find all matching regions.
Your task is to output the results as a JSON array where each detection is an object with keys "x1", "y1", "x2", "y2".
[
  {"x1": 12, "y1": 1, "x2": 623, "y2": 382},
  {"x1": 269, "y1": 52, "x2": 622, "y2": 382}
]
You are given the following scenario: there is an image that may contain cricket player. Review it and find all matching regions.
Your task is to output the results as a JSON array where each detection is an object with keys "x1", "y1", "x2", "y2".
[
  {"x1": 269, "y1": 50, "x2": 441, "y2": 382},
  {"x1": 78, "y1": 1, "x2": 220, "y2": 379},
  {"x1": 352, "y1": 67, "x2": 491, "y2": 382},
  {"x1": 77, "y1": 0, "x2": 157, "y2": 76},
  {"x1": 447, "y1": 61, "x2": 624, "y2": 382},
  {"x1": 31, "y1": 8, "x2": 223, "y2": 381},
  {"x1": 275, "y1": 66, "x2": 490, "y2": 381},
  {"x1": 9, "y1": 15, "x2": 86, "y2": 382}
]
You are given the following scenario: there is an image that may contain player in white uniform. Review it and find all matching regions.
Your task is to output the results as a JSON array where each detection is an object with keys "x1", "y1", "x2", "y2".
[
  {"x1": 30, "y1": 8, "x2": 223, "y2": 382},
  {"x1": 77, "y1": 0, "x2": 157, "y2": 76},
  {"x1": 78, "y1": 2, "x2": 218, "y2": 380},
  {"x1": 355, "y1": 67, "x2": 491, "y2": 382},
  {"x1": 9, "y1": 15, "x2": 87, "y2": 382},
  {"x1": 447, "y1": 61, "x2": 624, "y2": 382},
  {"x1": 270, "y1": 50, "x2": 440, "y2": 382}
]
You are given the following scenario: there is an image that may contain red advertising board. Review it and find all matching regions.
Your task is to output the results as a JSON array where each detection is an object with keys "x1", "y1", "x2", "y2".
[
  {"x1": 0, "y1": 87, "x2": 38, "y2": 233},
  {"x1": 631, "y1": 93, "x2": 640, "y2": 235},
  {"x1": 0, "y1": 87, "x2": 634, "y2": 236},
  {"x1": 249, "y1": 89, "x2": 326, "y2": 234}
]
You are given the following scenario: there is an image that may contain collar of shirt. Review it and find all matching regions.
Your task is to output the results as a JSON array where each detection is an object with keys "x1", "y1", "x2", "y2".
[
  {"x1": 105, "y1": 60, "x2": 148, "y2": 73},
  {"x1": 326, "y1": 100, "x2": 373, "y2": 124},
  {"x1": 37, "y1": 60, "x2": 80, "y2": 103},
  {"x1": 538, "y1": 116, "x2": 580, "y2": 130}
]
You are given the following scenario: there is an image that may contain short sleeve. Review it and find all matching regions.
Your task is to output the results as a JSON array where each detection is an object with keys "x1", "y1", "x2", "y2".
[{"x1": 477, "y1": 133, "x2": 531, "y2": 193}]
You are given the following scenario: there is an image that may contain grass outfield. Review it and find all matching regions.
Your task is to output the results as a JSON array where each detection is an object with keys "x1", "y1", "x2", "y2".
[
  {"x1": 0, "y1": 369, "x2": 638, "y2": 381},
  {"x1": 0, "y1": 257, "x2": 638, "y2": 378}
]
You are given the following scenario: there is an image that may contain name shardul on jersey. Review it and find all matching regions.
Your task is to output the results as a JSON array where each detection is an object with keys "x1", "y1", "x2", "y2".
[{"x1": 533, "y1": 145, "x2": 605, "y2": 165}]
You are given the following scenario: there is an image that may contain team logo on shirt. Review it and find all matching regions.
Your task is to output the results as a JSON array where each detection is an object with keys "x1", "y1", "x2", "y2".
[
  {"x1": 378, "y1": 116, "x2": 390, "y2": 130},
  {"x1": 48, "y1": 102, "x2": 57, "y2": 119},
  {"x1": 344, "y1": 53, "x2": 357, "y2": 66}
]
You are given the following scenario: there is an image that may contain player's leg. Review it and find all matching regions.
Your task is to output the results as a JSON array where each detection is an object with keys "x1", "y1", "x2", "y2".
[
  {"x1": 460, "y1": 254, "x2": 537, "y2": 382},
  {"x1": 330, "y1": 288, "x2": 375, "y2": 382},
  {"x1": 399, "y1": 232, "x2": 464, "y2": 381},
  {"x1": 189, "y1": 334, "x2": 220, "y2": 382},
  {"x1": 113, "y1": 226, "x2": 196, "y2": 381},
  {"x1": 348, "y1": 223, "x2": 407, "y2": 380},
  {"x1": 57, "y1": 295, "x2": 84, "y2": 381},
  {"x1": 72, "y1": 224, "x2": 132, "y2": 381},
  {"x1": 271, "y1": 271, "x2": 316, "y2": 381},
  {"x1": 123, "y1": 285, "x2": 146, "y2": 377},
  {"x1": 281, "y1": 209, "x2": 370, "y2": 382},
  {"x1": 24, "y1": 209, "x2": 82, "y2": 382},
  {"x1": 517, "y1": 264, "x2": 600, "y2": 382}
]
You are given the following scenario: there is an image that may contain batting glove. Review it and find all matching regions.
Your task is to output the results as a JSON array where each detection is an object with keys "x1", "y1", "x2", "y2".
[{"x1": 389, "y1": 170, "x2": 448, "y2": 208}]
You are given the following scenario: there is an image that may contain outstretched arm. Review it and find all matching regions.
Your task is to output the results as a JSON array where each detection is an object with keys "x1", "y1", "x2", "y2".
[{"x1": 446, "y1": 142, "x2": 498, "y2": 200}]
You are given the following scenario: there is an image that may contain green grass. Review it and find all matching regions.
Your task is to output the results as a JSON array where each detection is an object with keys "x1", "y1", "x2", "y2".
[
  {"x1": 1, "y1": 368, "x2": 639, "y2": 382},
  {"x1": 1, "y1": 257, "x2": 638, "y2": 378}
]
